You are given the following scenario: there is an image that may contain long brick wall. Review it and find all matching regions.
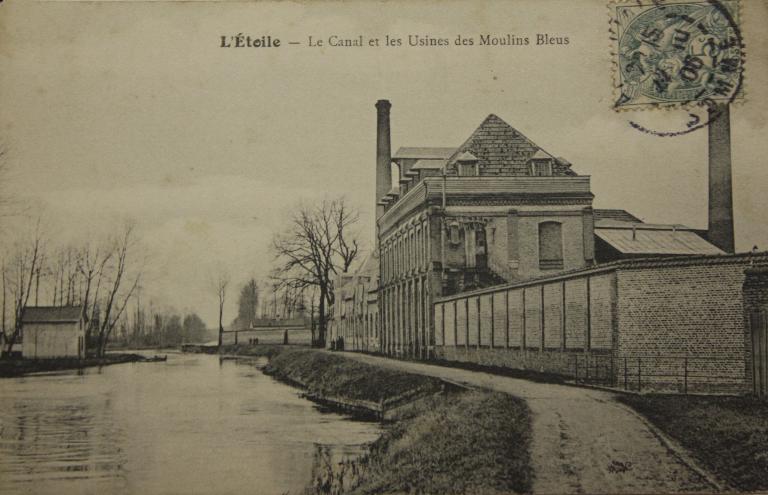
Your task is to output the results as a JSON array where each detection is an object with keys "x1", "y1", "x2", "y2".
[
  {"x1": 434, "y1": 266, "x2": 616, "y2": 377},
  {"x1": 433, "y1": 253, "x2": 768, "y2": 394}
]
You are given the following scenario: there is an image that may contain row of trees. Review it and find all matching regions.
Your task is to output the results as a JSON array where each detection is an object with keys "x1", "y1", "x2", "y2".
[
  {"x1": 111, "y1": 308, "x2": 209, "y2": 348},
  {"x1": 1, "y1": 222, "x2": 141, "y2": 358}
]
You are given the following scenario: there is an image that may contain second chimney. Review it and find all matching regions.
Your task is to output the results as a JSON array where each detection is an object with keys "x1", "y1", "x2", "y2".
[
  {"x1": 375, "y1": 100, "x2": 392, "y2": 221},
  {"x1": 708, "y1": 103, "x2": 735, "y2": 254}
]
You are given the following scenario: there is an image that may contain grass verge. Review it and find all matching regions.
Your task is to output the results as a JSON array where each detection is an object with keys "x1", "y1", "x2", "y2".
[
  {"x1": 219, "y1": 343, "x2": 294, "y2": 360},
  {"x1": 264, "y1": 348, "x2": 444, "y2": 404},
  {"x1": 619, "y1": 394, "x2": 768, "y2": 491},
  {"x1": 349, "y1": 391, "x2": 532, "y2": 495},
  {"x1": 259, "y1": 348, "x2": 532, "y2": 494}
]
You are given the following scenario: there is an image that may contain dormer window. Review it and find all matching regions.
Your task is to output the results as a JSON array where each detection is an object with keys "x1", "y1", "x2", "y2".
[
  {"x1": 530, "y1": 159, "x2": 552, "y2": 176},
  {"x1": 455, "y1": 151, "x2": 479, "y2": 176},
  {"x1": 458, "y1": 163, "x2": 476, "y2": 176},
  {"x1": 528, "y1": 149, "x2": 554, "y2": 177}
]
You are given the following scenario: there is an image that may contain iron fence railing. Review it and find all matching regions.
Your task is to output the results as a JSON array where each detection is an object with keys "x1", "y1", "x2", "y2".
[{"x1": 571, "y1": 354, "x2": 745, "y2": 394}]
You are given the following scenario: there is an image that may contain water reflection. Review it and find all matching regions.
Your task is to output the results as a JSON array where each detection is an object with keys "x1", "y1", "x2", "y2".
[
  {"x1": 0, "y1": 353, "x2": 380, "y2": 495},
  {"x1": 309, "y1": 443, "x2": 373, "y2": 495}
]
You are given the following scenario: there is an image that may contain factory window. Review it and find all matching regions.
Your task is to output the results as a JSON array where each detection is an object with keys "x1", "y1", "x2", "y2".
[
  {"x1": 474, "y1": 227, "x2": 488, "y2": 269},
  {"x1": 449, "y1": 222, "x2": 461, "y2": 245},
  {"x1": 539, "y1": 221, "x2": 563, "y2": 269}
]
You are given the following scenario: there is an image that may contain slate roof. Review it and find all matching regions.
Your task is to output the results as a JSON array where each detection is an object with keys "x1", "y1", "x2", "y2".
[
  {"x1": 444, "y1": 114, "x2": 576, "y2": 177},
  {"x1": 393, "y1": 147, "x2": 456, "y2": 160},
  {"x1": 21, "y1": 306, "x2": 82, "y2": 324},
  {"x1": 593, "y1": 209, "x2": 643, "y2": 223},
  {"x1": 530, "y1": 149, "x2": 553, "y2": 160},
  {"x1": 595, "y1": 224, "x2": 724, "y2": 256},
  {"x1": 455, "y1": 151, "x2": 478, "y2": 162}
]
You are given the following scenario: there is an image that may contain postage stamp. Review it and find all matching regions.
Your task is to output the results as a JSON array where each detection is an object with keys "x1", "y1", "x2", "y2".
[{"x1": 610, "y1": 0, "x2": 744, "y2": 112}]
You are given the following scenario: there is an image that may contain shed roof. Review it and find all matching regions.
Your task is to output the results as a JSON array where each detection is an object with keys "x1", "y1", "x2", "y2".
[
  {"x1": 595, "y1": 224, "x2": 724, "y2": 256},
  {"x1": 21, "y1": 306, "x2": 82, "y2": 324},
  {"x1": 393, "y1": 147, "x2": 456, "y2": 160},
  {"x1": 594, "y1": 209, "x2": 643, "y2": 223}
]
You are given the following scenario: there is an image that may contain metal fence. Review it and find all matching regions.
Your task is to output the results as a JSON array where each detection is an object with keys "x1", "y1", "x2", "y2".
[{"x1": 572, "y1": 353, "x2": 746, "y2": 394}]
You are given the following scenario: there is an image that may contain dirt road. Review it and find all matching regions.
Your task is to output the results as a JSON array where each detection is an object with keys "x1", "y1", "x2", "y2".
[{"x1": 339, "y1": 352, "x2": 719, "y2": 494}]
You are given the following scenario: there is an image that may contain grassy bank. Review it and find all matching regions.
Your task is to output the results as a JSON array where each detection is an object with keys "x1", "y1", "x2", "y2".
[
  {"x1": 219, "y1": 343, "x2": 293, "y2": 360},
  {"x1": 619, "y1": 394, "x2": 768, "y2": 491},
  {"x1": 258, "y1": 347, "x2": 532, "y2": 494},
  {"x1": 0, "y1": 353, "x2": 150, "y2": 378},
  {"x1": 349, "y1": 391, "x2": 532, "y2": 494},
  {"x1": 264, "y1": 348, "x2": 445, "y2": 404}
]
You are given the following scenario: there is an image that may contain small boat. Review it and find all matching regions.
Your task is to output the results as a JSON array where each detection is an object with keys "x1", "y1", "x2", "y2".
[{"x1": 142, "y1": 355, "x2": 167, "y2": 362}]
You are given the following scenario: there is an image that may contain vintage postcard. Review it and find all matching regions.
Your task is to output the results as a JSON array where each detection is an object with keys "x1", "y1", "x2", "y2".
[{"x1": 1, "y1": 0, "x2": 767, "y2": 494}]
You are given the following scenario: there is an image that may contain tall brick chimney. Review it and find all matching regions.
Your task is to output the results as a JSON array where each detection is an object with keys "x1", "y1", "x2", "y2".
[
  {"x1": 708, "y1": 103, "x2": 735, "y2": 254},
  {"x1": 375, "y1": 100, "x2": 392, "y2": 221}
]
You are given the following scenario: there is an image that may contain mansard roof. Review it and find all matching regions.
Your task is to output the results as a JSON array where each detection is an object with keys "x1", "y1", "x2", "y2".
[{"x1": 446, "y1": 114, "x2": 577, "y2": 176}]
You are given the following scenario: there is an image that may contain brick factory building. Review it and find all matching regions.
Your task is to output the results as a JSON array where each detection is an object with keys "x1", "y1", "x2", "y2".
[{"x1": 328, "y1": 100, "x2": 768, "y2": 395}]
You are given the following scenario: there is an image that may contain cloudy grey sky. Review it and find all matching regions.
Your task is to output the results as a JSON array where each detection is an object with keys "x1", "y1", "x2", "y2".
[{"x1": 1, "y1": 0, "x2": 766, "y2": 325}]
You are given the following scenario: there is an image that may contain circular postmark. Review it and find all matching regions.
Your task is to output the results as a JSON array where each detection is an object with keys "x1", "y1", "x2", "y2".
[{"x1": 611, "y1": 0, "x2": 745, "y2": 136}]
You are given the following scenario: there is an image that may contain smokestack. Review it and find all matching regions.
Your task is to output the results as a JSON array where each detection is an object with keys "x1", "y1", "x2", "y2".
[
  {"x1": 708, "y1": 103, "x2": 735, "y2": 254},
  {"x1": 376, "y1": 100, "x2": 392, "y2": 221}
]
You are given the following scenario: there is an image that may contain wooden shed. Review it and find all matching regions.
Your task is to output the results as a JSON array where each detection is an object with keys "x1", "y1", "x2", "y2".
[{"x1": 21, "y1": 306, "x2": 85, "y2": 359}]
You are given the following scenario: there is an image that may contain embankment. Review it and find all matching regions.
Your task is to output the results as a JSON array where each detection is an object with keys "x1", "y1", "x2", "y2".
[
  {"x1": 0, "y1": 353, "x2": 154, "y2": 378},
  {"x1": 247, "y1": 346, "x2": 533, "y2": 494}
]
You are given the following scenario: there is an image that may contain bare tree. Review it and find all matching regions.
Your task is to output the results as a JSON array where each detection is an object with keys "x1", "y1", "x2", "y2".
[
  {"x1": 90, "y1": 224, "x2": 141, "y2": 357},
  {"x1": 270, "y1": 198, "x2": 360, "y2": 347},
  {"x1": 211, "y1": 270, "x2": 230, "y2": 348},
  {"x1": 2, "y1": 221, "x2": 43, "y2": 357},
  {"x1": 76, "y1": 241, "x2": 113, "y2": 349}
]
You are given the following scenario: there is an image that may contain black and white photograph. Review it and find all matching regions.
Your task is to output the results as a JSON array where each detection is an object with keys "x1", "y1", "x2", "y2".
[{"x1": 0, "y1": 0, "x2": 767, "y2": 493}]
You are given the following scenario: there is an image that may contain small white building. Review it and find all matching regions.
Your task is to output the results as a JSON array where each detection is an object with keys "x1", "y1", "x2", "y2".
[{"x1": 21, "y1": 306, "x2": 85, "y2": 359}]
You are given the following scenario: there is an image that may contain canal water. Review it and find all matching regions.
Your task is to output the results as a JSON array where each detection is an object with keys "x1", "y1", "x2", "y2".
[{"x1": 0, "y1": 352, "x2": 382, "y2": 495}]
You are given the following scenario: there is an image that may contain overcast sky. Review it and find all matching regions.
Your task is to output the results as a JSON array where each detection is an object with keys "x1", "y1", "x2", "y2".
[{"x1": 1, "y1": 0, "x2": 766, "y2": 326}]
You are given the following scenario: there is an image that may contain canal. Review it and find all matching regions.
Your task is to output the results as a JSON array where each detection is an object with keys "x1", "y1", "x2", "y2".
[{"x1": 0, "y1": 352, "x2": 382, "y2": 494}]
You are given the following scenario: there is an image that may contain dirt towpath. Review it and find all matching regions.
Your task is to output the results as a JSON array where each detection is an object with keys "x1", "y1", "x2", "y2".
[{"x1": 338, "y1": 352, "x2": 719, "y2": 494}]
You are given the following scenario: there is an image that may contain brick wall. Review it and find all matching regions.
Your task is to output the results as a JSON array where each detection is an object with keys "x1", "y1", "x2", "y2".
[
  {"x1": 433, "y1": 253, "x2": 768, "y2": 394},
  {"x1": 434, "y1": 268, "x2": 614, "y2": 376},
  {"x1": 590, "y1": 274, "x2": 614, "y2": 350},
  {"x1": 615, "y1": 262, "x2": 747, "y2": 392},
  {"x1": 743, "y1": 267, "x2": 768, "y2": 395}
]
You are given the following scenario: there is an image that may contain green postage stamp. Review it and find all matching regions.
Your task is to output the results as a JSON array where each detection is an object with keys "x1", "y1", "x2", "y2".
[{"x1": 611, "y1": 0, "x2": 744, "y2": 110}]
